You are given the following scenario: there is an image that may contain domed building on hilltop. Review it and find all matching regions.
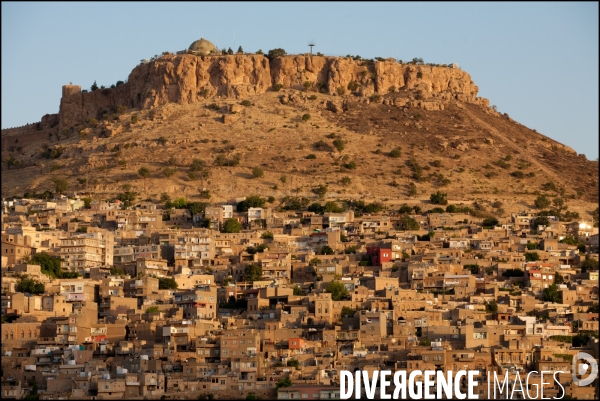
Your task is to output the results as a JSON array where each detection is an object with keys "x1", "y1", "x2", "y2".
[{"x1": 188, "y1": 38, "x2": 218, "y2": 55}]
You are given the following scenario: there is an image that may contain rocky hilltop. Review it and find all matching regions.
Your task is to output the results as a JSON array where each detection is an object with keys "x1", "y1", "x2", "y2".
[
  {"x1": 55, "y1": 54, "x2": 488, "y2": 129},
  {"x1": 1, "y1": 53, "x2": 597, "y2": 219}
]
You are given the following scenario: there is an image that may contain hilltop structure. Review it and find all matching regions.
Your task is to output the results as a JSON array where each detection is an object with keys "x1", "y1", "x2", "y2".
[{"x1": 187, "y1": 37, "x2": 218, "y2": 55}]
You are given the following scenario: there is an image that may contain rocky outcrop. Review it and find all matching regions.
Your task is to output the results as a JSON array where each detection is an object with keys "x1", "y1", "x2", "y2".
[{"x1": 57, "y1": 54, "x2": 489, "y2": 129}]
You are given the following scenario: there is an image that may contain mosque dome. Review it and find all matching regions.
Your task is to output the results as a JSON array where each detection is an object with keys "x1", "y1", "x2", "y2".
[{"x1": 188, "y1": 38, "x2": 217, "y2": 55}]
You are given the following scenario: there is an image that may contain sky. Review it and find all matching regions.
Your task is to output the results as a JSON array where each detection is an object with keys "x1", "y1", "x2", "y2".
[{"x1": 2, "y1": 2, "x2": 598, "y2": 159}]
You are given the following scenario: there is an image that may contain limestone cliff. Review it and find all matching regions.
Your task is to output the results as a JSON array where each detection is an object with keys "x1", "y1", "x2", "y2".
[{"x1": 57, "y1": 54, "x2": 489, "y2": 128}]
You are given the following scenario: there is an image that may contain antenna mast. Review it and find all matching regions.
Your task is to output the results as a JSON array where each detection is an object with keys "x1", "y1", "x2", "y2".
[{"x1": 308, "y1": 39, "x2": 316, "y2": 55}]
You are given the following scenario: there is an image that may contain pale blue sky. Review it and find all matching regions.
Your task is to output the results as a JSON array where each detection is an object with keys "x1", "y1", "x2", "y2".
[{"x1": 2, "y1": 2, "x2": 598, "y2": 159}]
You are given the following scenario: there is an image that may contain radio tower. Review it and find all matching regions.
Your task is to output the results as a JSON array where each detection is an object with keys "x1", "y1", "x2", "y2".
[{"x1": 308, "y1": 39, "x2": 316, "y2": 55}]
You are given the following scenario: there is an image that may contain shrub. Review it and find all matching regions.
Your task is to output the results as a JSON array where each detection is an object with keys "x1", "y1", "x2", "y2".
[
  {"x1": 337, "y1": 87, "x2": 346, "y2": 96},
  {"x1": 416, "y1": 71, "x2": 423, "y2": 79},
  {"x1": 252, "y1": 167, "x2": 264, "y2": 178},
  {"x1": 511, "y1": 171, "x2": 525, "y2": 179},
  {"x1": 273, "y1": 83, "x2": 284, "y2": 92},
  {"x1": 131, "y1": 115, "x2": 138, "y2": 124},
  {"x1": 347, "y1": 81, "x2": 360, "y2": 91},
  {"x1": 389, "y1": 148, "x2": 401, "y2": 158},
  {"x1": 145, "y1": 306, "x2": 160, "y2": 313},
  {"x1": 314, "y1": 140, "x2": 333, "y2": 152},
  {"x1": 340, "y1": 176, "x2": 352, "y2": 186},
  {"x1": 305, "y1": 154, "x2": 317, "y2": 159},
  {"x1": 163, "y1": 167, "x2": 176, "y2": 178},
  {"x1": 240, "y1": 100, "x2": 252, "y2": 107},
  {"x1": 302, "y1": 113, "x2": 311, "y2": 122},
  {"x1": 344, "y1": 161, "x2": 357, "y2": 169},
  {"x1": 333, "y1": 139, "x2": 345, "y2": 152}
]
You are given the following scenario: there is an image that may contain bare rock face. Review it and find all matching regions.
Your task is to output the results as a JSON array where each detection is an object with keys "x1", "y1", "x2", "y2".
[
  {"x1": 270, "y1": 56, "x2": 331, "y2": 90},
  {"x1": 57, "y1": 55, "x2": 488, "y2": 130}
]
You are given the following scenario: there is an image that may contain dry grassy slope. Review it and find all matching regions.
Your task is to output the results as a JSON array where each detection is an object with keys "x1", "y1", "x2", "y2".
[{"x1": 1, "y1": 89, "x2": 598, "y2": 218}]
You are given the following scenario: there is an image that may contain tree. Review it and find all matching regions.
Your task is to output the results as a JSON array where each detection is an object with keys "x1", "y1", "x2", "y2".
[
  {"x1": 399, "y1": 215, "x2": 420, "y2": 230},
  {"x1": 51, "y1": 177, "x2": 68, "y2": 195},
  {"x1": 482, "y1": 217, "x2": 499, "y2": 227},
  {"x1": 275, "y1": 377, "x2": 292, "y2": 389},
  {"x1": 312, "y1": 184, "x2": 327, "y2": 199},
  {"x1": 581, "y1": 258, "x2": 599, "y2": 273},
  {"x1": 17, "y1": 276, "x2": 45, "y2": 295},
  {"x1": 542, "y1": 283, "x2": 560, "y2": 303},
  {"x1": 302, "y1": 113, "x2": 311, "y2": 122},
  {"x1": 525, "y1": 252, "x2": 540, "y2": 262},
  {"x1": 158, "y1": 277, "x2": 178, "y2": 289},
  {"x1": 246, "y1": 395, "x2": 258, "y2": 401},
  {"x1": 110, "y1": 267, "x2": 125, "y2": 276},
  {"x1": 237, "y1": 195, "x2": 266, "y2": 212},
  {"x1": 30, "y1": 252, "x2": 63, "y2": 278},
  {"x1": 430, "y1": 191, "x2": 448, "y2": 205},
  {"x1": 145, "y1": 306, "x2": 160, "y2": 313},
  {"x1": 82, "y1": 197, "x2": 93, "y2": 209},
  {"x1": 318, "y1": 245, "x2": 334, "y2": 255},
  {"x1": 485, "y1": 300, "x2": 498, "y2": 314},
  {"x1": 187, "y1": 202, "x2": 208, "y2": 217},
  {"x1": 279, "y1": 175, "x2": 287, "y2": 186},
  {"x1": 408, "y1": 182, "x2": 417, "y2": 197},
  {"x1": 325, "y1": 281, "x2": 349, "y2": 301},
  {"x1": 587, "y1": 303, "x2": 599, "y2": 313},
  {"x1": 287, "y1": 359, "x2": 300, "y2": 370},
  {"x1": 293, "y1": 286, "x2": 303, "y2": 295},
  {"x1": 534, "y1": 195, "x2": 551, "y2": 209},
  {"x1": 554, "y1": 272, "x2": 564, "y2": 284},
  {"x1": 138, "y1": 166, "x2": 150, "y2": 190},
  {"x1": 309, "y1": 258, "x2": 322, "y2": 266},
  {"x1": 341, "y1": 306, "x2": 355, "y2": 317},
  {"x1": 252, "y1": 167, "x2": 264, "y2": 178},
  {"x1": 267, "y1": 48, "x2": 286, "y2": 60},
  {"x1": 244, "y1": 264, "x2": 262, "y2": 281},
  {"x1": 227, "y1": 47, "x2": 234, "y2": 55},
  {"x1": 91, "y1": 80, "x2": 98, "y2": 91},
  {"x1": 223, "y1": 218, "x2": 242, "y2": 233},
  {"x1": 237, "y1": 46, "x2": 244, "y2": 53}
]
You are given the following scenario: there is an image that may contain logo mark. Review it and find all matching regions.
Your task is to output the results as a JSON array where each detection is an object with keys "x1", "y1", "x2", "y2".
[{"x1": 572, "y1": 352, "x2": 598, "y2": 387}]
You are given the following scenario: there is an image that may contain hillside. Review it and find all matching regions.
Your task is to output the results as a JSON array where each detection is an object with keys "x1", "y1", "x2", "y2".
[{"x1": 1, "y1": 53, "x2": 598, "y2": 219}]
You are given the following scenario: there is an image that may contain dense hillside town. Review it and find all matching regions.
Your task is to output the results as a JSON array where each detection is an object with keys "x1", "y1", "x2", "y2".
[{"x1": 1, "y1": 192, "x2": 598, "y2": 400}]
